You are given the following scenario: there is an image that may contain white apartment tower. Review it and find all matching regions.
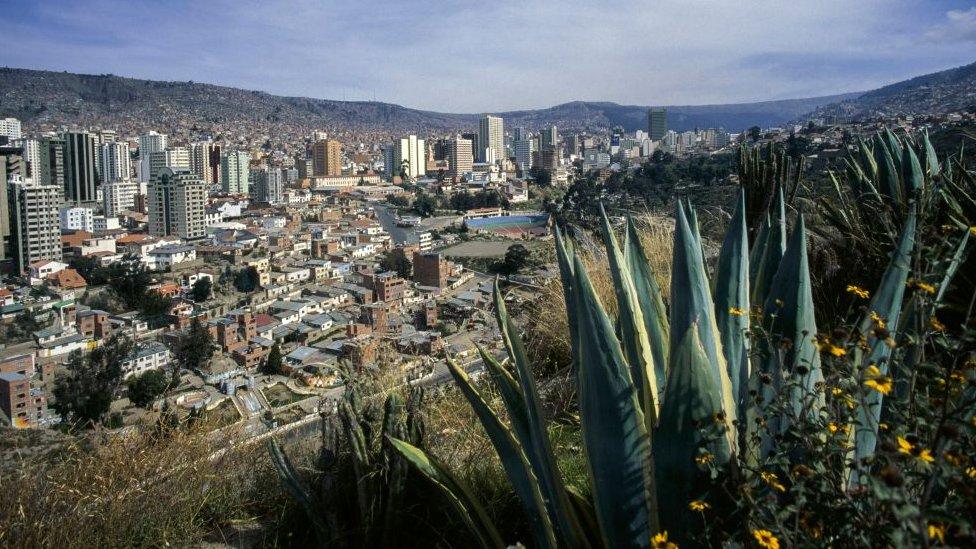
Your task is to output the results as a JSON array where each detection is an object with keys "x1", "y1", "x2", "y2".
[
  {"x1": 447, "y1": 136, "x2": 474, "y2": 178},
  {"x1": 391, "y1": 135, "x2": 426, "y2": 179},
  {"x1": 99, "y1": 141, "x2": 131, "y2": 183},
  {"x1": 221, "y1": 151, "x2": 250, "y2": 194},
  {"x1": 148, "y1": 167, "x2": 207, "y2": 240},
  {"x1": 137, "y1": 131, "x2": 168, "y2": 183},
  {"x1": 0, "y1": 118, "x2": 22, "y2": 140},
  {"x1": 478, "y1": 115, "x2": 504, "y2": 164},
  {"x1": 103, "y1": 180, "x2": 140, "y2": 216},
  {"x1": 8, "y1": 176, "x2": 63, "y2": 273}
]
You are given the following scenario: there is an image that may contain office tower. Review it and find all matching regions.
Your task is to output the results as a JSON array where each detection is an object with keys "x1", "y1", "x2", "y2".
[
  {"x1": 0, "y1": 118, "x2": 22, "y2": 141},
  {"x1": 62, "y1": 132, "x2": 98, "y2": 204},
  {"x1": 513, "y1": 127, "x2": 528, "y2": 142},
  {"x1": 392, "y1": 135, "x2": 426, "y2": 179},
  {"x1": 252, "y1": 167, "x2": 284, "y2": 204},
  {"x1": 99, "y1": 141, "x2": 131, "y2": 183},
  {"x1": 103, "y1": 180, "x2": 140, "y2": 216},
  {"x1": 381, "y1": 145, "x2": 395, "y2": 178},
  {"x1": 137, "y1": 131, "x2": 168, "y2": 183},
  {"x1": 540, "y1": 126, "x2": 558, "y2": 151},
  {"x1": 478, "y1": 115, "x2": 504, "y2": 163},
  {"x1": 35, "y1": 137, "x2": 65, "y2": 189},
  {"x1": 98, "y1": 130, "x2": 117, "y2": 144},
  {"x1": 567, "y1": 134, "x2": 582, "y2": 156},
  {"x1": 190, "y1": 141, "x2": 220, "y2": 184},
  {"x1": 148, "y1": 167, "x2": 207, "y2": 239},
  {"x1": 12, "y1": 139, "x2": 41, "y2": 178},
  {"x1": 311, "y1": 139, "x2": 342, "y2": 176},
  {"x1": 8, "y1": 177, "x2": 62, "y2": 273},
  {"x1": 295, "y1": 155, "x2": 313, "y2": 180},
  {"x1": 148, "y1": 147, "x2": 190, "y2": 183},
  {"x1": 647, "y1": 108, "x2": 668, "y2": 141},
  {"x1": 0, "y1": 145, "x2": 25, "y2": 261},
  {"x1": 514, "y1": 138, "x2": 535, "y2": 172},
  {"x1": 447, "y1": 135, "x2": 473, "y2": 178},
  {"x1": 221, "y1": 150, "x2": 250, "y2": 194}
]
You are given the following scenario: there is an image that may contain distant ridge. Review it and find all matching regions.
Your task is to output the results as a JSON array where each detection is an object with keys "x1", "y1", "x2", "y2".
[{"x1": 0, "y1": 67, "x2": 858, "y2": 134}]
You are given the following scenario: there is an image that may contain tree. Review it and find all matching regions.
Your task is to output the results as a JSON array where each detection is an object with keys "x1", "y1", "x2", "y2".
[
  {"x1": 126, "y1": 369, "x2": 170, "y2": 408},
  {"x1": 190, "y1": 277, "x2": 212, "y2": 302},
  {"x1": 496, "y1": 243, "x2": 531, "y2": 276},
  {"x1": 528, "y1": 166, "x2": 552, "y2": 187},
  {"x1": 52, "y1": 334, "x2": 133, "y2": 428},
  {"x1": 748, "y1": 125, "x2": 762, "y2": 142},
  {"x1": 386, "y1": 194, "x2": 410, "y2": 208},
  {"x1": 412, "y1": 193, "x2": 437, "y2": 217},
  {"x1": 173, "y1": 316, "x2": 215, "y2": 380},
  {"x1": 234, "y1": 266, "x2": 260, "y2": 293},
  {"x1": 262, "y1": 344, "x2": 283, "y2": 375},
  {"x1": 380, "y1": 248, "x2": 412, "y2": 279}
]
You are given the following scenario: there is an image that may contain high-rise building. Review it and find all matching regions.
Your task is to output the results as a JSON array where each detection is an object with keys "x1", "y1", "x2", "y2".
[
  {"x1": 221, "y1": 151, "x2": 251, "y2": 194},
  {"x1": 62, "y1": 132, "x2": 98, "y2": 204},
  {"x1": 148, "y1": 167, "x2": 207, "y2": 240},
  {"x1": 11, "y1": 139, "x2": 41, "y2": 178},
  {"x1": 190, "y1": 142, "x2": 220, "y2": 185},
  {"x1": 478, "y1": 115, "x2": 504, "y2": 164},
  {"x1": 138, "y1": 131, "x2": 168, "y2": 183},
  {"x1": 0, "y1": 118, "x2": 22, "y2": 141},
  {"x1": 311, "y1": 139, "x2": 342, "y2": 176},
  {"x1": 447, "y1": 135, "x2": 473, "y2": 178},
  {"x1": 99, "y1": 141, "x2": 131, "y2": 183},
  {"x1": 148, "y1": 147, "x2": 191, "y2": 183},
  {"x1": 102, "y1": 180, "x2": 140, "y2": 216},
  {"x1": 540, "y1": 126, "x2": 558, "y2": 151},
  {"x1": 36, "y1": 137, "x2": 65, "y2": 189},
  {"x1": 514, "y1": 138, "x2": 535, "y2": 172},
  {"x1": 648, "y1": 108, "x2": 668, "y2": 141},
  {"x1": 513, "y1": 127, "x2": 529, "y2": 142},
  {"x1": 252, "y1": 167, "x2": 284, "y2": 204},
  {"x1": 8, "y1": 176, "x2": 62, "y2": 273},
  {"x1": 0, "y1": 145, "x2": 25, "y2": 261},
  {"x1": 391, "y1": 135, "x2": 426, "y2": 179}
]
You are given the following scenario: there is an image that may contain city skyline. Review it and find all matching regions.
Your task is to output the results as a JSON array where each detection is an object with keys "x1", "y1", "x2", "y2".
[{"x1": 1, "y1": 1, "x2": 974, "y2": 112}]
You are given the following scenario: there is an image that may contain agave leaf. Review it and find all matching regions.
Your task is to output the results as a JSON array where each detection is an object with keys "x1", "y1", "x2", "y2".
[
  {"x1": 572, "y1": 252, "x2": 655, "y2": 545},
  {"x1": 625, "y1": 215, "x2": 670, "y2": 396},
  {"x1": 884, "y1": 127, "x2": 904, "y2": 167},
  {"x1": 936, "y1": 229, "x2": 970, "y2": 304},
  {"x1": 388, "y1": 437, "x2": 505, "y2": 548},
  {"x1": 922, "y1": 129, "x2": 940, "y2": 177},
  {"x1": 268, "y1": 438, "x2": 330, "y2": 544},
  {"x1": 901, "y1": 143, "x2": 923, "y2": 198},
  {"x1": 554, "y1": 225, "x2": 578, "y2": 369},
  {"x1": 446, "y1": 356, "x2": 557, "y2": 549},
  {"x1": 493, "y1": 281, "x2": 586, "y2": 547},
  {"x1": 873, "y1": 133, "x2": 901, "y2": 205},
  {"x1": 856, "y1": 137, "x2": 878, "y2": 182},
  {"x1": 654, "y1": 325, "x2": 732, "y2": 540},
  {"x1": 751, "y1": 188, "x2": 787, "y2": 304},
  {"x1": 669, "y1": 202, "x2": 739, "y2": 435},
  {"x1": 714, "y1": 190, "x2": 751, "y2": 415},
  {"x1": 762, "y1": 215, "x2": 824, "y2": 418},
  {"x1": 599, "y1": 204, "x2": 659, "y2": 425},
  {"x1": 477, "y1": 345, "x2": 531, "y2": 447},
  {"x1": 849, "y1": 208, "x2": 916, "y2": 487}
]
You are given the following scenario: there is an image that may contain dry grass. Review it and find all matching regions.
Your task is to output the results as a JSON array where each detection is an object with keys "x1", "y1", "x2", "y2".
[
  {"x1": 525, "y1": 213, "x2": 675, "y2": 373},
  {"x1": 0, "y1": 420, "x2": 290, "y2": 548}
]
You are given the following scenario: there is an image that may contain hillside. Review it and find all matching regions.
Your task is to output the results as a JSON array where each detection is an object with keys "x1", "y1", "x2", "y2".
[
  {"x1": 0, "y1": 67, "x2": 854, "y2": 135},
  {"x1": 810, "y1": 60, "x2": 976, "y2": 120}
]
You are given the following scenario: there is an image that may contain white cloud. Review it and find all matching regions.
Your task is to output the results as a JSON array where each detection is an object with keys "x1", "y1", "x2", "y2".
[{"x1": 926, "y1": 7, "x2": 976, "y2": 43}]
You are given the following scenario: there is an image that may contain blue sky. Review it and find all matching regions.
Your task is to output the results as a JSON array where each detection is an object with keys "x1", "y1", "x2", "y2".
[{"x1": 1, "y1": 0, "x2": 975, "y2": 112}]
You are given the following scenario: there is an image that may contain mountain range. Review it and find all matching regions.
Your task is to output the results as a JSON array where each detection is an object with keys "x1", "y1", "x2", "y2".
[{"x1": 0, "y1": 60, "x2": 974, "y2": 136}]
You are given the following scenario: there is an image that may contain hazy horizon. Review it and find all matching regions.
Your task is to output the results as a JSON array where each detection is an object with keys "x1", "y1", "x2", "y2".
[{"x1": 1, "y1": 0, "x2": 975, "y2": 112}]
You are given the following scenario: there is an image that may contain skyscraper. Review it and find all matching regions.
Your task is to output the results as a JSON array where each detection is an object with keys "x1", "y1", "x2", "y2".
[
  {"x1": 8, "y1": 176, "x2": 62, "y2": 273},
  {"x1": 99, "y1": 141, "x2": 131, "y2": 183},
  {"x1": 62, "y1": 132, "x2": 98, "y2": 204},
  {"x1": 514, "y1": 138, "x2": 535, "y2": 173},
  {"x1": 447, "y1": 135, "x2": 473, "y2": 178},
  {"x1": 103, "y1": 180, "x2": 140, "y2": 216},
  {"x1": 648, "y1": 108, "x2": 668, "y2": 141},
  {"x1": 138, "y1": 131, "x2": 168, "y2": 183},
  {"x1": 221, "y1": 151, "x2": 251, "y2": 194},
  {"x1": 190, "y1": 142, "x2": 221, "y2": 185},
  {"x1": 252, "y1": 167, "x2": 284, "y2": 204},
  {"x1": 148, "y1": 147, "x2": 190, "y2": 183},
  {"x1": 148, "y1": 167, "x2": 207, "y2": 240},
  {"x1": 478, "y1": 115, "x2": 504, "y2": 164},
  {"x1": 312, "y1": 139, "x2": 342, "y2": 176},
  {"x1": 11, "y1": 138, "x2": 41, "y2": 178},
  {"x1": 0, "y1": 118, "x2": 22, "y2": 141},
  {"x1": 540, "y1": 126, "x2": 558, "y2": 151},
  {"x1": 36, "y1": 137, "x2": 65, "y2": 189},
  {"x1": 392, "y1": 135, "x2": 426, "y2": 179},
  {"x1": 0, "y1": 145, "x2": 25, "y2": 261}
]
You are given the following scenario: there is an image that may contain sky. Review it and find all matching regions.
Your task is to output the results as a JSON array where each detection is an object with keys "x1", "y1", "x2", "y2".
[{"x1": 1, "y1": 0, "x2": 975, "y2": 112}]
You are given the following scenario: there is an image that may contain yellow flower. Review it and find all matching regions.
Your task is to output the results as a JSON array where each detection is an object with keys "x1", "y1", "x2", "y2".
[
  {"x1": 760, "y1": 471, "x2": 786, "y2": 492},
  {"x1": 651, "y1": 531, "x2": 678, "y2": 549},
  {"x1": 688, "y1": 500, "x2": 710, "y2": 512},
  {"x1": 870, "y1": 311, "x2": 887, "y2": 329},
  {"x1": 831, "y1": 387, "x2": 844, "y2": 396},
  {"x1": 930, "y1": 316, "x2": 947, "y2": 332},
  {"x1": 864, "y1": 364, "x2": 893, "y2": 395},
  {"x1": 897, "y1": 436, "x2": 935, "y2": 463},
  {"x1": 970, "y1": 226, "x2": 976, "y2": 236},
  {"x1": 728, "y1": 307, "x2": 746, "y2": 317},
  {"x1": 827, "y1": 422, "x2": 850, "y2": 436},
  {"x1": 879, "y1": 422, "x2": 889, "y2": 431},
  {"x1": 695, "y1": 452, "x2": 714, "y2": 465},
  {"x1": 966, "y1": 466, "x2": 976, "y2": 479},
  {"x1": 846, "y1": 285, "x2": 870, "y2": 299},
  {"x1": 752, "y1": 529, "x2": 780, "y2": 549},
  {"x1": 909, "y1": 280, "x2": 936, "y2": 294},
  {"x1": 929, "y1": 523, "x2": 946, "y2": 545}
]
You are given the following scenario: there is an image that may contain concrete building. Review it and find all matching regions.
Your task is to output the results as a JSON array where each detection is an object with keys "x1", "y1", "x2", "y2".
[
  {"x1": 62, "y1": 131, "x2": 98, "y2": 204},
  {"x1": 0, "y1": 145, "x2": 24, "y2": 262},
  {"x1": 190, "y1": 141, "x2": 221, "y2": 185},
  {"x1": 391, "y1": 135, "x2": 426, "y2": 179},
  {"x1": 447, "y1": 135, "x2": 473, "y2": 178},
  {"x1": 221, "y1": 150, "x2": 250, "y2": 194},
  {"x1": 138, "y1": 131, "x2": 168, "y2": 183},
  {"x1": 35, "y1": 137, "x2": 65, "y2": 190},
  {"x1": 312, "y1": 139, "x2": 342, "y2": 176},
  {"x1": 413, "y1": 252, "x2": 452, "y2": 288},
  {"x1": 121, "y1": 342, "x2": 171, "y2": 379},
  {"x1": 252, "y1": 166, "x2": 284, "y2": 204},
  {"x1": 478, "y1": 115, "x2": 504, "y2": 163},
  {"x1": 514, "y1": 138, "x2": 535, "y2": 172},
  {"x1": 648, "y1": 108, "x2": 668, "y2": 141},
  {"x1": 540, "y1": 125, "x2": 558, "y2": 151},
  {"x1": 102, "y1": 180, "x2": 140, "y2": 216},
  {"x1": 0, "y1": 118, "x2": 22, "y2": 140},
  {"x1": 148, "y1": 167, "x2": 207, "y2": 240},
  {"x1": 11, "y1": 138, "x2": 41, "y2": 178},
  {"x1": 60, "y1": 206, "x2": 94, "y2": 232},
  {"x1": 8, "y1": 176, "x2": 63, "y2": 273},
  {"x1": 0, "y1": 372, "x2": 46, "y2": 428},
  {"x1": 99, "y1": 141, "x2": 131, "y2": 183}
]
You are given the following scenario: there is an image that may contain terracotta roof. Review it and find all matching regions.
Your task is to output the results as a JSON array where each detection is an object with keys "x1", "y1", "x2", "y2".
[{"x1": 47, "y1": 268, "x2": 87, "y2": 289}]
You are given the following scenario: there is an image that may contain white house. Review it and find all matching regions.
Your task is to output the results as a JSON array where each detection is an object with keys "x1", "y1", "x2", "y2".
[
  {"x1": 147, "y1": 244, "x2": 197, "y2": 270},
  {"x1": 121, "y1": 342, "x2": 171, "y2": 379}
]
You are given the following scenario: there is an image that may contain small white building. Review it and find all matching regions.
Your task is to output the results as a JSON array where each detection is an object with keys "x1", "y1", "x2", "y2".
[
  {"x1": 147, "y1": 244, "x2": 197, "y2": 270},
  {"x1": 121, "y1": 342, "x2": 171, "y2": 379},
  {"x1": 60, "y1": 207, "x2": 95, "y2": 232}
]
